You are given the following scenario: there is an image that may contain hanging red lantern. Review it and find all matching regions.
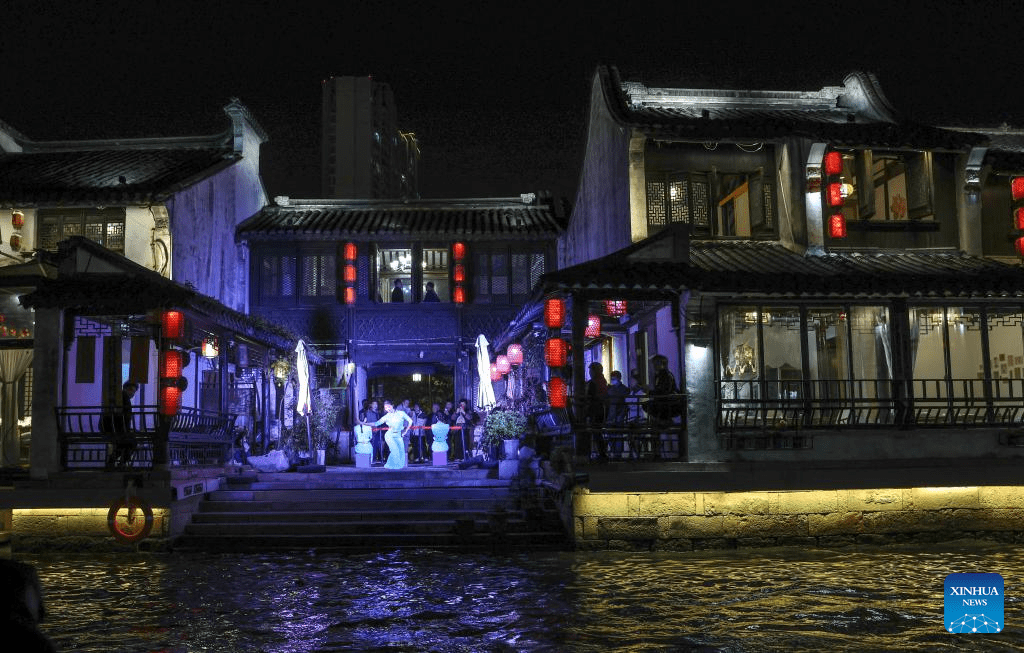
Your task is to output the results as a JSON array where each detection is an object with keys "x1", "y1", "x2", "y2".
[
  {"x1": 21, "y1": 328, "x2": 29, "y2": 338},
  {"x1": 490, "y1": 362, "x2": 502, "y2": 382},
  {"x1": 548, "y1": 377, "x2": 567, "y2": 408},
  {"x1": 545, "y1": 338, "x2": 567, "y2": 367},
  {"x1": 159, "y1": 386, "x2": 182, "y2": 416},
  {"x1": 453, "y1": 242, "x2": 466, "y2": 260},
  {"x1": 453, "y1": 286, "x2": 465, "y2": 304},
  {"x1": 827, "y1": 182, "x2": 843, "y2": 207},
  {"x1": 496, "y1": 355, "x2": 511, "y2": 375},
  {"x1": 453, "y1": 264, "x2": 465, "y2": 282},
  {"x1": 506, "y1": 343, "x2": 523, "y2": 366},
  {"x1": 161, "y1": 310, "x2": 184, "y2": 339},
  {"x1": 1012, "y1": 177, "x2": 1024, "y2": 201},
  {"x1": 160, "y1": 350, "x2": 183, "y2": 378},
  {"x1": 9, "y1": 234, "x2": 21, "y2": 251},
  {"x1": 11, "y1": 211, "x2": 24, "y2": 228},
  {"x1": 544, "y1": 298, "x2": 565, "y2": 328},
  {"x1": 829, "y1": 214, "x2": 847, "y2": 239},
  {"x1": 605, "y1": 300, "x2": 627, "y2": 317},
  {"x1": 585, "y1": 314, "x2": 601, "y2": 338},
  {"x1": 344, "y1": 264, "x2": 356, "y2": 283},
  {"x1": 344, "y1": 242, "x2": 357, "y2": 261},
  {"x1": 824, "y1": 151, "x2": 843, "y2": 176},
  {"x1": 344, "y1": 286, "x2": 356, "y2": 304}
]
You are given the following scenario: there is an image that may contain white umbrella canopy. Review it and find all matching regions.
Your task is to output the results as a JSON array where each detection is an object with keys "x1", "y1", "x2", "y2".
[
  {"x1": 295, "y1": 340, "x2": 312, "y2": 417},
  {"x1": 475, "y1": 334, "x2": 496, "y2": 411},
  {"x1": 295, "y1": 340, "x2": 313, "y2": 454}
]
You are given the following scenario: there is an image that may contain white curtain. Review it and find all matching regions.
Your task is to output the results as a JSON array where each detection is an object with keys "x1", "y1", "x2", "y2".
[
  {"x1": 475, "y1": 334, "x2": 496, "y2": 411},
  {"x1": 0, "y1": 349, "x2": 33, "y2": 467}
]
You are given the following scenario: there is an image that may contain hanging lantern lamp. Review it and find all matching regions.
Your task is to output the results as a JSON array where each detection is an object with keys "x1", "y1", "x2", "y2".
[
  {"x1": 545, "y1": 338, "x2": 568, "y2": 367},
  {"x1": 490, "y1": 362, "x2": 502, "y2": 382},
  {"x1": 507, "y1": 343, "x2": 523, "y2": 366},
  {"x1": 585, "y1": 314, "x2": 601, "y2": 338},
  {"x1": 605, "y1": 300, "x2": 627, "y2": 317},
  {"x1": 544, "y1": 298, "x2": 565, "y2": 328},
  {"x1": 496, "y1": 355, "x2": 511, "y2": 374},
  {"x1": 548, "y1": 377, "x2": 567, "y2": 408}
]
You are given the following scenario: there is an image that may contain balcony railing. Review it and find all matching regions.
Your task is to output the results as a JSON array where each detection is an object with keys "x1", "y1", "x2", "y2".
[
  {"x1": 54, "y1": 405, "x2": 237, "y2": 471},
  {"x1": 717, "y1": 378, "x2": 1024, "y2": 433},
  {"x1": 556, "y1": 393, "x2": 687, "y2": 461}
]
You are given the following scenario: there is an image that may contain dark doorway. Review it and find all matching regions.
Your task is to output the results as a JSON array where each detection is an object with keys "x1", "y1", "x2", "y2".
[{"x1": 366, "y1": 363, "x2": 454, "y2": 411}]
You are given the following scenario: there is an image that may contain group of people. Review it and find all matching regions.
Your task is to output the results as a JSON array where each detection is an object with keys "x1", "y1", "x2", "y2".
[
  {"x1": 389, "y1": 279, "x2": 442, "y2": 303},
  {"x1": 358, "y1": 397, "x2": 479, "y2": 469},
  {"x1": 583, "y1": 354, "x2": 680, "y2": 460}
]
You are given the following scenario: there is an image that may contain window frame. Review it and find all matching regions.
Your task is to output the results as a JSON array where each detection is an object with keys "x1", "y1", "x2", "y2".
[{"x1": 37, "y1": 208, "x2": 127, "y2": 253}]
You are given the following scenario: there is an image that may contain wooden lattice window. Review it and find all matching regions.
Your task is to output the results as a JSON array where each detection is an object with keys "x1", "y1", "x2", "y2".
[{"x1": 38, "y1": 208, "x2": 126, "y2": 253}]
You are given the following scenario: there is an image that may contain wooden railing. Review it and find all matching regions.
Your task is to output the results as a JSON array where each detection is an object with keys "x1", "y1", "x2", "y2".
[
  {"x1": 560, "y1": 393, "x2": 688, "y2": 461},
  {"x1": 717, "y1": 378, "x2": 1024, "y2": 434},
  {"x1": 54, "y1": 405, "x2": 236, "y2": 471}
]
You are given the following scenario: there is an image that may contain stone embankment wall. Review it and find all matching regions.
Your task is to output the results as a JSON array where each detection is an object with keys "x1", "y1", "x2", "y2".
[{"x1": 573, "y1": 486, "x2": 1024, "y2": 550}]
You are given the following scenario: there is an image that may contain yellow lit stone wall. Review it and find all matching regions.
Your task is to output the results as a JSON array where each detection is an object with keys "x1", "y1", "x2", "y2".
[
  {"x1": 572, "y1": 486, "x2": 1024, "y2": 550},
  {"x1": 12, "y1": 507, "x2": 170, "y2": 539}
]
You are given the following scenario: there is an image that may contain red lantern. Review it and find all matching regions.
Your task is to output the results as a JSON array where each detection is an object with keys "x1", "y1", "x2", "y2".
[
  {"x1": 507, "y1": 343, "x2": 523, "y2": 366},
  {"x1": 344, "y1": 264, "x2": 356, "y2": 283},
  {"x1": 160, "y1": 350, "x2": 183, "y2": 378},
  {"x1": 1016, "y1": 207, "x2": 1024, "y2": 231},
  {"x1": 544, "y1": 298, "x2": 565, "y2": 328},
  {"x1": 490, "y1": 362, "x2": 502, "y2": 382},
  {"x1": 344, "y1": 286, "x2": 356, "y2": 304},
  {"x1": 453, "y1": 286, "x2": 465, "y2": 304},
  {"x1": 585, "y1": 314, "x2": 601, "y2": 338},
  {"x1": 453, "y1": 264, "x2": 465, "y2": 282},
  {"x1": 605, "y1": 300, "x2": 627, "y2": 317},
  {"x1": 9, "y1": 234, "x2": 21, "y2": 251},
  {"x1": 21, "y1": 328, "x2": 29, "y2": 338},
  {"x1": 161, "y1": 311, "x2": 184, "y2": 339},
  {"x1": 548, "y1": 377, "x2": 567, "y2": 408},
  {"x1": 829, "y1": 214, "x2": 847, "y2": 239},
  {"x1": 545, "y1": 338, "x2": 567, "y2": 367},
  {"x1": 496, "y1": 355, "x2": 511, "y2": 374},
  {"x1": 1016, "y1": 238, "x2": 1024, "y2": 257},
  {"x1": 11, "y1": 211, "x2": 24, "y2": 228},
  {"x1": 159, "y1": 386, "x2": 182, "y2": 416},
  {"x1": 824, "y1": 151, "x2": 843, "y2": 176},
  {"x1": 344, "y1": 242, "x2": 357, "y2": 261},
  {"x1": 453, "y1": 242, "x2": 466, "y2": 261},
  {"x1": 1012, "y1": 177, "x2": 1024, "y2": 201},
  {"x1": 827, "y1": 182, "x2": 843, "y2": 207}
]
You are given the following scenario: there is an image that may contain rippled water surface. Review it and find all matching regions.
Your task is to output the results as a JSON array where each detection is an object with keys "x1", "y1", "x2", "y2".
[{"x1": 20, "y1": 543, "x2": 1024, "y2": 652}]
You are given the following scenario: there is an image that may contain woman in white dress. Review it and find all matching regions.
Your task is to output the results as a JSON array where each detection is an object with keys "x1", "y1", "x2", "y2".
[{"x1": 373, "y1": 401, "x2": 413, "y2": 469}]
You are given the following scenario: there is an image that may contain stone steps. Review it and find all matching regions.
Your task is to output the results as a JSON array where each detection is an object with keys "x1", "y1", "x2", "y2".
[{"x1": 174, "y1": 470, "x2": 569, "y2": 552}]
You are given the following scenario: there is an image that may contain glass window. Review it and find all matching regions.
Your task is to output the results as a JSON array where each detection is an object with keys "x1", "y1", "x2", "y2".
[
  {"x1": 377, "y1": 248, "x2": 411, "y2": 303},
  {"x1": 38, "y1": 208, "x2": 126, "y2": 253},
  {"x1": 986, "y1": 307, "x2": 1024, "y2": 404},
  {"x1": 647, "y1": 170, "x2": 771, "y2": 238},
  {"x1": 258, "y1": 254, "x2": 296, "y2": 303},
  {"x1": 719, "y1": 306, "x2": 761, "y2": 402},
  {"x1": 422, "y1": 247, "x2": 449, "y2": 303},
  {"x1": 301, "y1": 252, "x2": 336, "y2": 298}
]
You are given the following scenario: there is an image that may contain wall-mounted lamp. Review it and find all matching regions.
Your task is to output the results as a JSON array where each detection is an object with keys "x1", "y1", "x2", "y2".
[{"x1": 202, "y1": 338, "x2": 219, "y2": 358}]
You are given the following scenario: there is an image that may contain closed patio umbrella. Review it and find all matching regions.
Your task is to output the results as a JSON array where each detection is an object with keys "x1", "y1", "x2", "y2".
[
  {"x1": 295, "y1": 340, "x2": 312, "y2": 455},
  {"x1": 475, "y1": 334, "x2": 496, "y2": 411}
]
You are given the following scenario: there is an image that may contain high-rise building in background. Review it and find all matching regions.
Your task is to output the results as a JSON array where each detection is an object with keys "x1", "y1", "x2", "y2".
[{"x1": 321, "y1": 76, "x2": 419, "y2": 199}]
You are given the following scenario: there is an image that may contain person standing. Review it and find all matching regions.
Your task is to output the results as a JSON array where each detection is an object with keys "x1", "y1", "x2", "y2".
[
  {"x1": 585, "y1": 362, "x2": 609, "y2": 460},
  {"x1": 449, "y1": 398, "x2": 478, "y2": 461},
  {"x1": 410, "y1": 402, "x2": 428, "y2": 463},
  {"x1": 359, "y1": 399, "x2": 383, "y2": 465},
  {"x1": 391, "y1": 279, "x2": 405, "y2": 302},
  {"x1": 606, "y1": 370, "x2": 629, "y2": 458},
  {"x1": 373, "y1": 401, "x2": 413, "y2": 469},
  {"x1": 422, "y1": 281, "x2": 441, "y2": 302},
  {"x1": 110, "y1": 382, "x2": 138, "y2": 469}
]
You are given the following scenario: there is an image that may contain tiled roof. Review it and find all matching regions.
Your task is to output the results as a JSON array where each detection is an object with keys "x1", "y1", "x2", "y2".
[
  {"x1": 604, "y1": 67, "x2": 985, "y2": 151},
  {"x1": 542, "y1": 236, "x2": 1024, "y2": 299},
  {"x1": 0, "y1": 140, "x2": 238, "y2": 207},
  {"x1": 236, "y1": 196, "x2": 567, "y2": 242}
]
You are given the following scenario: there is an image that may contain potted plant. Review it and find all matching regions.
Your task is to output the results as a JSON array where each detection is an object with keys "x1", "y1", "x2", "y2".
[
  {"x1": 483, "y1": 408, "x2": 528, "y2": 460},
  {"x1": 310, "y1": 391, "x2": 339, "y2": 466}
]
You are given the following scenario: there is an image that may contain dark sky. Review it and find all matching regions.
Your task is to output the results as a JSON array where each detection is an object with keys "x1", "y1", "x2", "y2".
[{"x1": 2, "y1": 1, "x2": 1019, "y2": 204}]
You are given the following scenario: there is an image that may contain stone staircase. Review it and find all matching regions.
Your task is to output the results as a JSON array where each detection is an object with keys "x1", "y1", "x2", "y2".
[{"x1": 173, "y1": 467, "x2": 570, "y2": 552}]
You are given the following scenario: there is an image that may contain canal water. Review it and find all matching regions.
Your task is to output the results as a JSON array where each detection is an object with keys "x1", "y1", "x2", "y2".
[{"x1": 20, "y1": 542, "x2": 1024, "y2": 652}]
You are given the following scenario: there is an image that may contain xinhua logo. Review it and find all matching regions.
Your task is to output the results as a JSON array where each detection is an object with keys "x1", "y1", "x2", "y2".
[{"x1": 944, "y1": 573, "x2": 1003, "y2": 633}]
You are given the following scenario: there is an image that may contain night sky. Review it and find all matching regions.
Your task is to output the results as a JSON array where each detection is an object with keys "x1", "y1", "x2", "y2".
[{"x1": 2, "y1": 1, "x2": 1019, "y2": 205}]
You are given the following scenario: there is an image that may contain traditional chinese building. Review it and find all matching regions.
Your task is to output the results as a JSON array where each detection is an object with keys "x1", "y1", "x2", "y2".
[
  {"x1": 235, "y1": 193, "x2": 565, "y2": 437},
  {"x1": 499, "y1": 67, "x2": 1024, "y2": 548}
]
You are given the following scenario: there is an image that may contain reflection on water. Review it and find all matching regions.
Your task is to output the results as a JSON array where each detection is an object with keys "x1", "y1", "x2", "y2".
[{"x1": 21, "y1": 543, "x2": 1024, "y2": 652}]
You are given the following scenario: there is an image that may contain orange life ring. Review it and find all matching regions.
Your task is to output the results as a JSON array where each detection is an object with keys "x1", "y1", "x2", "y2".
[{"x1": 107, "y1": 497, "x2": 154, "y2": 543}]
